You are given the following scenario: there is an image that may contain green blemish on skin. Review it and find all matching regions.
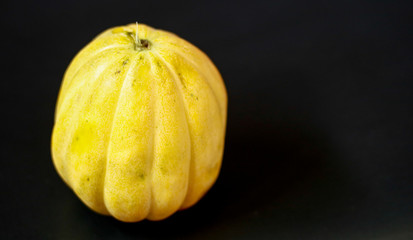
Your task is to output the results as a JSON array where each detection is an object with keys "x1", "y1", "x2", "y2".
[
  {"x1": 122, "y1": 59, "x2": 129, "y2": 66},
  {"x1": 177, "y1": 73, "x2": 186, "y2": 88},
  {"x1": 115, "y1": 70, "x2": 121, "y2": 74},
  {"x1": 111, "y1": 28, "x2": 124, "y2": 34},
  {"x1": 190, "y1": 93, "x2": 198, "y2": 100},
  {"x1": 126, "y1": 32, "x2": 134, "y2": 41},
  {"x1": 138, "y1": 173, "x2": 145, "y2": 180},
  {"x1": 160, "y1": 167, "x2": 168, "y2": 175},
  {"x1": 131, "y1": 79, "x2": 136, "y2": 87},
  {"x1": 71, "y1": 124, "x2": 95, "y2": 155}
]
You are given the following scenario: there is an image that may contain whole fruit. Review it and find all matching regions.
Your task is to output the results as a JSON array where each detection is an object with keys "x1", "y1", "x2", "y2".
[{"x1": 51, "y1": 23, "x2": 227, "y2": 222}]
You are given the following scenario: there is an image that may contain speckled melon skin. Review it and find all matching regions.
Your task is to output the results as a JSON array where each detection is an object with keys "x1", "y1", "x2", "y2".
[{"x1": 51, "y1": 23, "x2": 227, "y2": 222}]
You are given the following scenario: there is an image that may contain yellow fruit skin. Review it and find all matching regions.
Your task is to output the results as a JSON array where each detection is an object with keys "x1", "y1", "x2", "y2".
[{"x1": 51, "y1": 24, "x2": 227, "y2": 222}]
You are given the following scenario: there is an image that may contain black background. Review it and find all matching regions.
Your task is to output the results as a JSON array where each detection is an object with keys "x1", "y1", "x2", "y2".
[{"x1": 1, "y1": 0, "x2": 413, "y2": 239}]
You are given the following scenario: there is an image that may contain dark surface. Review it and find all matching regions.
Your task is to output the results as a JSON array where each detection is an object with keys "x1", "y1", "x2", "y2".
[{"x1": 1, "y1": 0, "x2": 413, "y2": 239}]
